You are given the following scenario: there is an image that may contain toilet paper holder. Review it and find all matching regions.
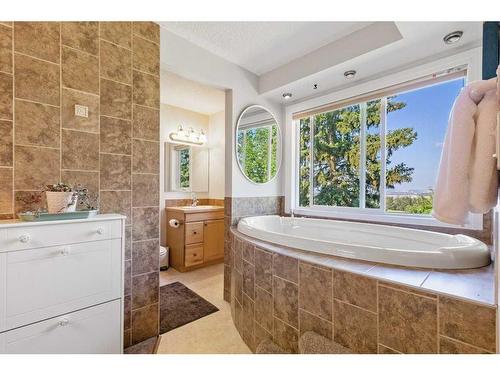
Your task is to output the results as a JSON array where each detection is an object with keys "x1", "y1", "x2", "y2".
[{"x1": 168, "y1": 219, "x2": 183, "y2": 228}]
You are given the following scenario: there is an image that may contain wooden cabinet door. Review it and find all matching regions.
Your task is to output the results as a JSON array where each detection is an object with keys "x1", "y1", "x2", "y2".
[{"x1": 203, "y1": 219, "x2": 224, "y2": 262}]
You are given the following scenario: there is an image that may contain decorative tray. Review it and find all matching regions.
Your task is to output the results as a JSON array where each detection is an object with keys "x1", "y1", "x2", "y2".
[{"x1": 18, "y1": 210, "x2": 98, "y2": 222}]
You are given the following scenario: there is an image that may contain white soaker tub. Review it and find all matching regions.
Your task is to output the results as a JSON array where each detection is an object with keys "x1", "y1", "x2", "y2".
[{"x1": 237, "y1": 215, "x2": 490, "y2": 269}]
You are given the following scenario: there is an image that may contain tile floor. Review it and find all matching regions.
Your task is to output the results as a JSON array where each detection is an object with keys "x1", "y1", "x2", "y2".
[{"x1": 157, "y1": 263, "x2": 251, "y2": 354}]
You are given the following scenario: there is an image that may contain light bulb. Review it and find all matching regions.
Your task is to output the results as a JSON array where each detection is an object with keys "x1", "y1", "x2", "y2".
[{"x1": 199, "y1": 131, "x2": 207, "y2": 143}]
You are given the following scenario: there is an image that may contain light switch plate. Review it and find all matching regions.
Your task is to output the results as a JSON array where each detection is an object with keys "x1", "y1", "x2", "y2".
[{"x1": 75, "y1": 104, "x2": 89, "y2": 118}]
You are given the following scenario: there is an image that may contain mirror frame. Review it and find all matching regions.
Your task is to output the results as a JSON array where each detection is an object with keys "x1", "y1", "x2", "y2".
[{"x1": 235, "y1": 104, "x2": 282, "y2": 185}]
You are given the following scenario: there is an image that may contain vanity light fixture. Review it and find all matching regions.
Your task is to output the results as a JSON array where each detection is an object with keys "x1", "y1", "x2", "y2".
[
  {"x1": 169, "y1": 125, "x2": 206, "y2": 146},
  {"x1": 443, "y1": 31, "x2": 463, "y2": 45},
  {"x1": 344, "y1": 70, "x2": 356, "y2": 79},
  {"x1": 282, "y1": 92, "x2": 292, "y2": 100}
]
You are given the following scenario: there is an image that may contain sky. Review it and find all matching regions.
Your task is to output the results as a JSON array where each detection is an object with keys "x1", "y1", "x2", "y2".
[{"x1": 386, "y1": 78, "x2": 464, "y2": 193}]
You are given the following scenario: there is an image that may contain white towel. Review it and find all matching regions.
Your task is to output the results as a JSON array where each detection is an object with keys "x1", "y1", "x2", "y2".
[{"x1": 432, "y1": 77, "x2": 499, "y2": 225}]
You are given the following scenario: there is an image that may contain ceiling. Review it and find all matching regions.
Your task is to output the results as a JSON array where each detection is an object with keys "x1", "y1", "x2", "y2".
[
  {"x1": 160, "y1": 70, "x2": 225, "y2": 115},
  {"x1": 159, "y1": 21, "x2": 483, "y2": 104},
  {"x1": 159, "y1": 21, "x2": 371, "y2": 75}
]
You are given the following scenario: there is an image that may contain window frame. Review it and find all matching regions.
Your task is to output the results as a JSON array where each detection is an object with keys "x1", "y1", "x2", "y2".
[{"x1": 284, "y1": 48, "x2": 483, "y2": 230}]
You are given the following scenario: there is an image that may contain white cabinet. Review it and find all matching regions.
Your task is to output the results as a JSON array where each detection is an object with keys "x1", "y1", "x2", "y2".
[{"x1": 0, "y1": 214, "x2": 125, "y2": 354}]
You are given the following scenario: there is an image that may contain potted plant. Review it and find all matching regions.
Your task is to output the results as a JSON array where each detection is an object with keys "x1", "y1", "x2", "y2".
[{"x1": 44, "y1": 183, "x2": 78, "y2": 214}]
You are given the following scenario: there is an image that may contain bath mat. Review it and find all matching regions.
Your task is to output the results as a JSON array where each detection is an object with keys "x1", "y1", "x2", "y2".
[
  {"x1": 124, "y1": 336, "x2": 161, "y2": 354},
  {"x1": 160, "y1": 281, "x2": 219, "y2": 334}
]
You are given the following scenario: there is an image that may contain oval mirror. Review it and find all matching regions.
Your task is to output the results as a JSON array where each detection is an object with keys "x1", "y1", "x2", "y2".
[{"x1": 236, "y1": 105, "x2": 281, "y2": 184}]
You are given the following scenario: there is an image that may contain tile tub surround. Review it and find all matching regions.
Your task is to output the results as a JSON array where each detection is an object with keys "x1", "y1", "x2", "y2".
[
  {"x1": 0, "y1": 22, "x2": 160, "y2": 348},
  {"x1": 223, "y1": 196, "x2": 284, "y2": 302},
  {"x1": 229, "y1": 227, "x2": 497, "y2": 354}
]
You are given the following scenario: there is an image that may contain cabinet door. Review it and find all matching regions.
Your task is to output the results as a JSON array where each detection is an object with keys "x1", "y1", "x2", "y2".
[{"x1": 203, "y1": 219, "x2": 224, "y2": 262}]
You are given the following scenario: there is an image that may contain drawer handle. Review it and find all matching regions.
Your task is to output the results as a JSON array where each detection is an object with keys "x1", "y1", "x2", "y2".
[
  {"x1": 58, "y1": 318, "x2": 70, "y2": 327},
  {"x1": 193, "y1": 231, "x2": 197, "y2": 235},
  {"x1": 18, "y1": 234, "x2": 31, "y2": 243},
  {"x1": 59, "y1": 247, "x2": 71, "y2": 256},
  {"x1": 96, "y1": 227, "x2": 104, "y2": 235},
  {"x1": 193, "y1": 253, "x2": 197, "y2": 256}
]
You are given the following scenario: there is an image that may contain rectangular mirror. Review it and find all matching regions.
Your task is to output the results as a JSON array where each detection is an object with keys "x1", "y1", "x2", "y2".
[{"x1": 166, "y1": 142, "x2": 209, "y2": 192}]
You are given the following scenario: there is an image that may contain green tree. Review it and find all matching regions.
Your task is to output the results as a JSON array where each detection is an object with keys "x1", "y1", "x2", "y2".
[
  {"x1": 299, "y1": 97, "x2": 418, "y2": 207},
  {"x1": 237, "y1": 125, "x2": 278, "y2": 183}
]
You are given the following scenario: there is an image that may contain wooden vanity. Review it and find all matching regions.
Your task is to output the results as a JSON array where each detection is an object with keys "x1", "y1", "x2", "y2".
[{"x1": 166, "y1": 205, "x2": 225, "y2": 272}]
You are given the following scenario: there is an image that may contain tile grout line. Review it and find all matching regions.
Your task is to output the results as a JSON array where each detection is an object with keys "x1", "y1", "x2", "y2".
[
  {"x1": 439, "y1": 333, "x2": 493, "y2": 353},
  {"x1": 14, "y1": 50, "x2": 60, "y2": 66},
  {"x1": 10, "y1": 22, "x2": 14, "y2": 215},
  {"x1": 59, "y1": 22, "x2": 62, "y2": 183}
]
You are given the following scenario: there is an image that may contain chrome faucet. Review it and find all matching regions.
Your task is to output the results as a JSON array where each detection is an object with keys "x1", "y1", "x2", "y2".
[{"x1": 191, "y1": 192, "x2": 199, "y2": 207}]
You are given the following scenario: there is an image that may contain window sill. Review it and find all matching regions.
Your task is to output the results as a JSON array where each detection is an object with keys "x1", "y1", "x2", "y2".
[{"x1": 291, "y1": 207, "x2": 483, "y2": 231}]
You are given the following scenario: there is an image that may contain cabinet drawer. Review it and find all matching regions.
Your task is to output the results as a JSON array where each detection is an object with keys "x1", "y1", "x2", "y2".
[
  {"x1": 0, "y1": 239, "x2": 122, "y2": 332},
  {"x1": 185, "y1": 222, "x2": 204, "y2": 244},
  {"x1": 0, "y1": 300, "x2": 122, "y2": 354},
  {"x1": 0, "y1": 219, "x2": 122, "y2": 252},
  {"x1": 185, "y1": 244, "x2": 203, "y2": 267}
]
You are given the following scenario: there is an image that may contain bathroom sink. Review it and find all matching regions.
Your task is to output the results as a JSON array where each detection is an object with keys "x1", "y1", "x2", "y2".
[{"x1": 175, "y1": 205, "x2": 223, "y2": 211}]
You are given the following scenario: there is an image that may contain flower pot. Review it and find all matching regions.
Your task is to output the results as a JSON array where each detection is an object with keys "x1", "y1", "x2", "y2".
[{"x1": 45, "y1": 191, "x2": 77, "y2": 214}]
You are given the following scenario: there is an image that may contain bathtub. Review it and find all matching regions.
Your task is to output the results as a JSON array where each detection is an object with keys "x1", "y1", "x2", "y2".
[{"x1": 237, "y1": 215, "x2": 490, "y2": 269}]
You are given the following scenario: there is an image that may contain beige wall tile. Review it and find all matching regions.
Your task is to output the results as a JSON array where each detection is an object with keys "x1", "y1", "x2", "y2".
[
  {"x1": 61, "y1": 22, "x2": 99, "y2": 55},
  {"x1": 99, "y1": 190, "x2": 131, "y2": 223},
  {"x1": 0, "y1": 167, "x2": 13, "y2": 213},
  {"x1": 132, "y1": 272, "x2": 159, "y2": 309},
  {"x1": 132, "y1": 139, "x2": 159, "y2": 173},
  {"x1": 14, "y1": 54, "x2": 59, "y2": 106},
  {"x1": 299, "y1": 262, "x2": 332, "y2": 321},
  {"x1": 0, "y1": 25, "x2": 12, "y2": 73},
  {"x1": 14, "y1": 190, "x2": 45, "y2": 213},
  {"x1": 132, "y1": 173, "x2": 159, "y2": 207},
  {"x1": 100, "y1": 78, "x2": 132, "y2": 119},
  {"x1": 255, "y1": 248, "x2": 273, "y2": 294},
  {"x1": 273, "y1": 317, "x2": 298, "y2": 353},
  {"x1": 378, "y1": 285, "x2": 437, "y2": 353},
  {"x1": 100, "y1": 153, "x2": 131, "y2": 190},
  {"x1": 132, "y1": 70, "x2": 159, "y2": 108},
  {"x1": 132, "y1": 207, "x2": 159, "y2": 240},
  {"x1": 273, "y1": 253, "x2": 298, "y2": 283},
  {"x1": 299, "y1": 308, "x2": 332, "y2": 340},
  {"x1": 14, "y1": 145, "x2": 59, "y2": 190},
  {"x1": 62, "y1": 129, "x2": 99, "y2": 170},
  {"x1": 100, "y1": 22, "x2": 131, "y2": 49},
  {"x1": 439, "y1": 296, "x2": 495, "y2": 352},
  {"x1": 333, "y1": 300, "x2": 377, "y2": 353},
  {"x1": 0, "y1": 72, "x2": 12, "y2": 120},
  {"x1": 131, "y1": 303, "x2": 159, "y2": 345},
  {"x1": 255, "y1": 286, "x2": 273, "y2": 333},
  {"x1": 133, "y1": 22, "x2": 159, "y2": 44},
  {"x1": 439, "y1": 336, "x2": 490, "y2": 354},
  {"x1": 124, "y1": 225, "x2": 132, "y2": 260},
  {"x1": 133, "y1": 35, "x2": 159, "y2": 76},
  {"x1": 242, "y1": 260, "x2": 255, "y2": 299},
  {"x1": 0, "y1": 120, "x2": 13, "y2": 165},
  {"x1": 133, "y1": 105, "x2": 159, "y2": 141},
  {"x1": 62, "y1": 47, "x2": 99, "y2": 94},
  {"x1": 100, "y1": 40, "x2": 131, "y2": 84},
  {"x1": 242, "y1": 242, "x2": 254, "y2": 264},
  {"x1": 14, "y1": 22, "x2": 60, "y2": 63},
  {"x1": 100, "y1": 116, "x2": 131, "y2": 155},
  {"x1": 273, "y1": 276, "x2": 298, "y2": 328},
  {"x1": 15, "y1": 100, "x2": 60, "y2": 148},
  {"x1": 242, "y1": 292, "x2": 255, "y2": 341},
  {"x1": 255, "y1": 322, "x2": 273, "y2": 349},
  {"x1": 124, "y1": 260, "x2": 131, "y2": 295},
  {"x1": 132, "y1": 239, "x2": 159, "y2": 276},
  {"x1": 333, "y1": 270, "x2": 377, "y2": 312},
  {"x1": 231, "y1": 268, "x2": 243, "y2": 304},
  {"x1": 61, "y1": 170, "x2": 99, "y2": 195},
  {"x1": 62, "y1": 88, "x2": 99, "y2": 133}
]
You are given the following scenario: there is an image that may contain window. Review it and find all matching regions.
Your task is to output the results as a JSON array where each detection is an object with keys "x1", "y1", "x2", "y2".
[{"x1": 295, "y1": 70, "x2": 468, "y2": 223}]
